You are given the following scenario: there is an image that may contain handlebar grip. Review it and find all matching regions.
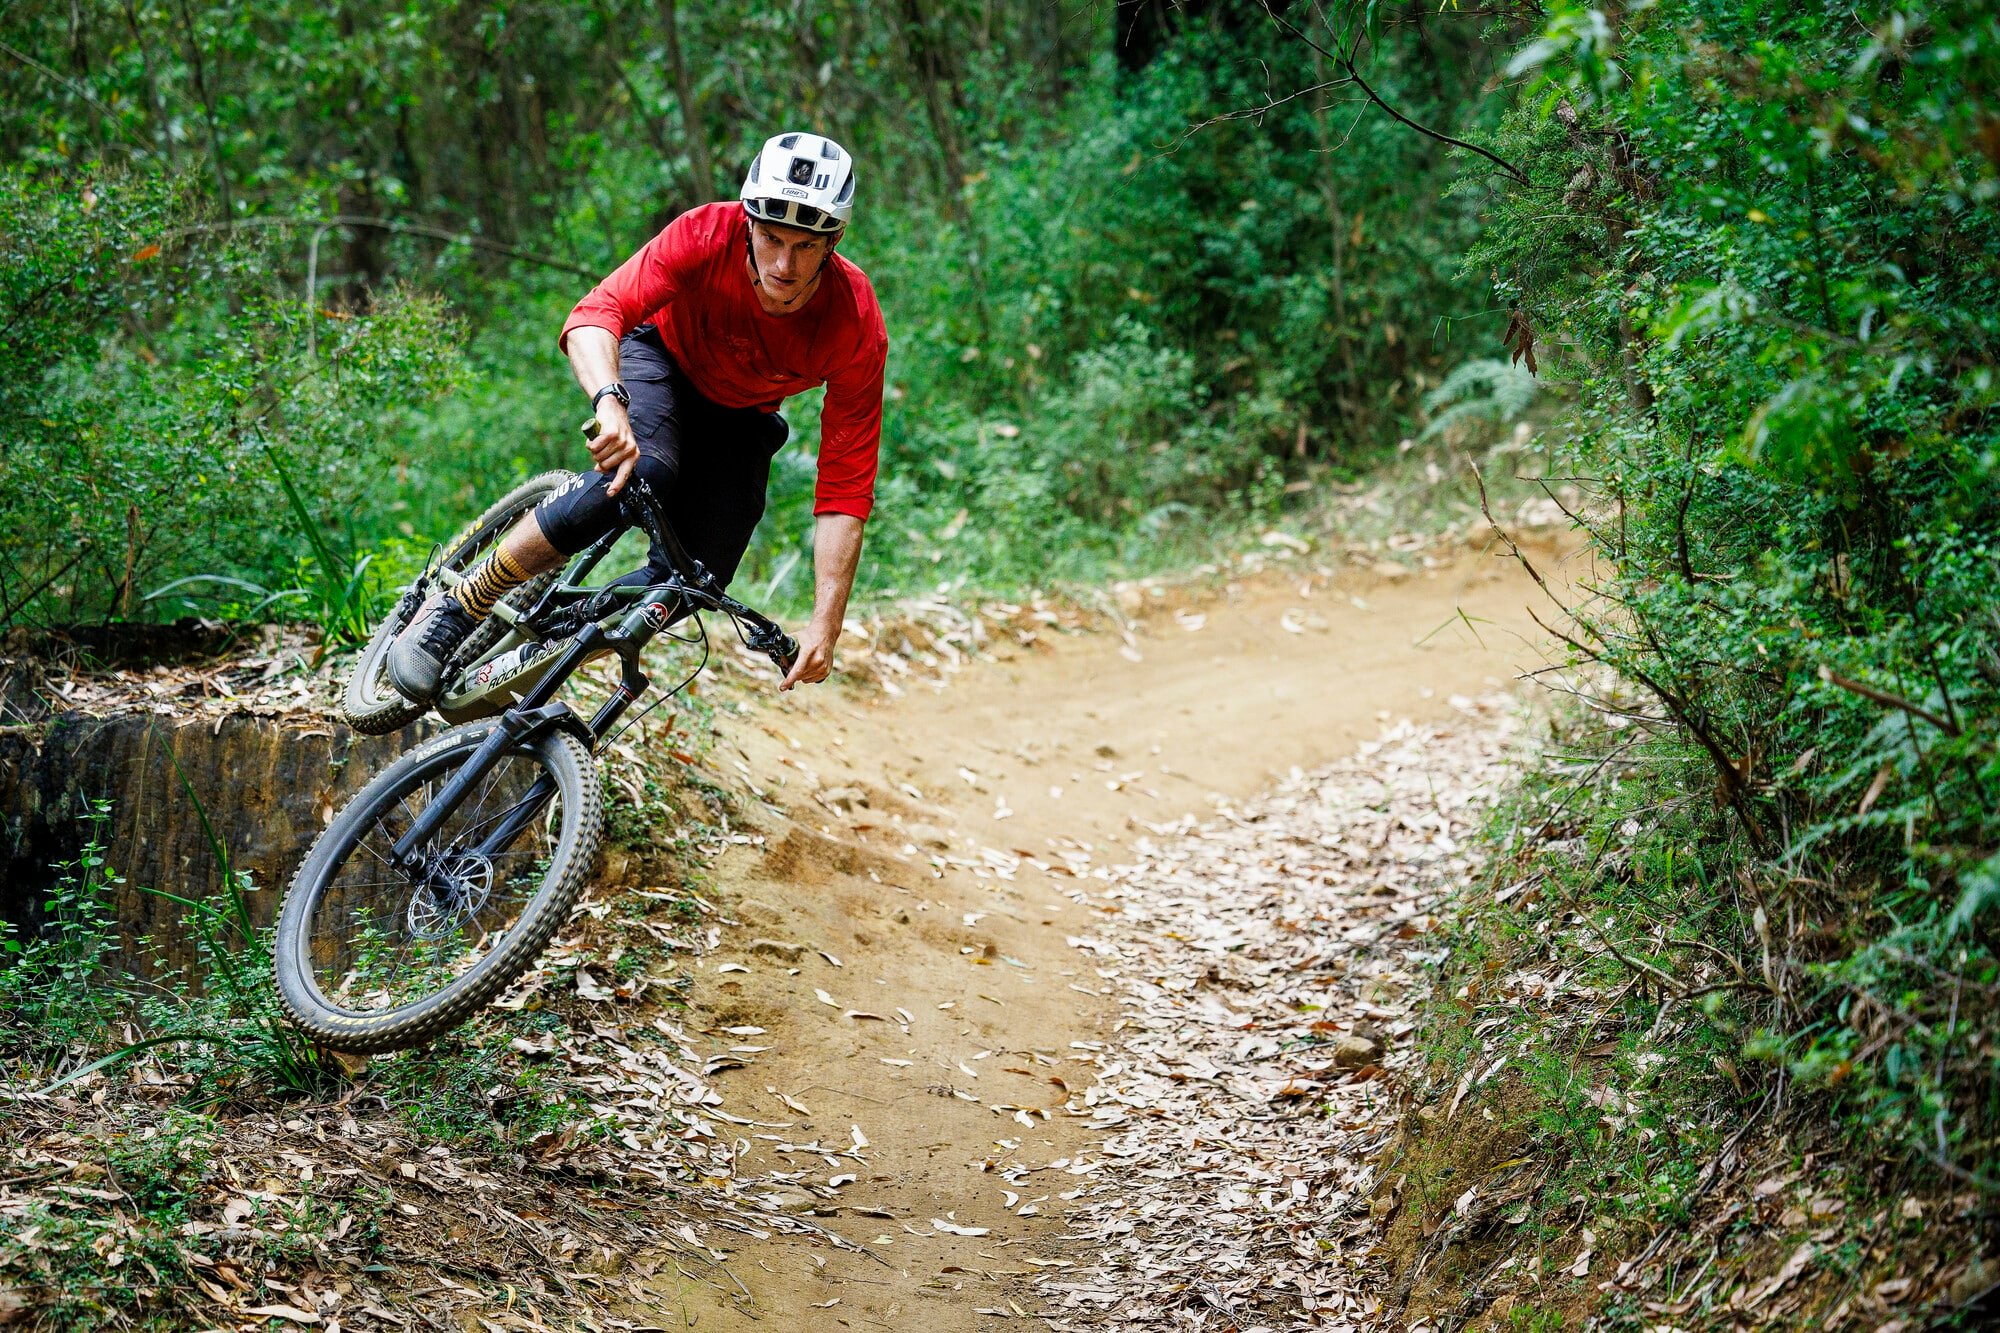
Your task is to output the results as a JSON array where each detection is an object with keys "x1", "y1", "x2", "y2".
[
  {"x1": 772, "y1": 635, "x2": 800, "y2": 677},
  {"x1": 580, "y1": 416, "x2": 599, "y2": 442}
]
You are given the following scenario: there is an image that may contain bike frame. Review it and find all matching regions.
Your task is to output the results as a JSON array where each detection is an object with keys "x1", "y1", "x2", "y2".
[{"x1": 387, "y1": 483, "x2": 796, "y2": 874}]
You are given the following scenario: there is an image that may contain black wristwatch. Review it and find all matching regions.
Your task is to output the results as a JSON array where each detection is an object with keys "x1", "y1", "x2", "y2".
[{"x1": 591, "y1": 381, "x2": 630, "y2": 413}]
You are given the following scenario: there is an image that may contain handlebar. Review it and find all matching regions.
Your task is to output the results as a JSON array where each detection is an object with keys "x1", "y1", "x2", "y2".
[{"x1": 583, "y1": 417, "x2": 799, "y2": 677}]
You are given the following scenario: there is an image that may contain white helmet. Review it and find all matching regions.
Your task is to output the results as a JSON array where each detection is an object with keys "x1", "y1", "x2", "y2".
[{"x1": 740, "y1": 132, "x2": 854, "y2": 234}]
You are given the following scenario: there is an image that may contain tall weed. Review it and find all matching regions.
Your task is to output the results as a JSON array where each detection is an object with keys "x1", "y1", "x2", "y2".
[
  {"x1": 0, "y1": 800, "x2": 127, "y2": 1056},
  {"x1": 131, "y1": 741, "x2": 344, "y2": 1101}
]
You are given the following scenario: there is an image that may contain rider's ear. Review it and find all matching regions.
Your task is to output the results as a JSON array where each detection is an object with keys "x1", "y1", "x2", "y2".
[{"x1": 826, "y1": 228, "x2": 844, "y2": 253}]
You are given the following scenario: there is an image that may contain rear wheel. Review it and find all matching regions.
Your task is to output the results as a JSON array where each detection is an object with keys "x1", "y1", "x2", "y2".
[
  {"x1": 274, "y1": 719, "x2": 602, "y2": 1052},
  {"x1": 340, "y1": 471, "x2": 574, "y2": 734}
]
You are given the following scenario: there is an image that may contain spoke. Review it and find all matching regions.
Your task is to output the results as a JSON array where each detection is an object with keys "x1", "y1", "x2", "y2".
[
  {"x1": 398, "y1": 790, "x2": 430, "y2": 851},
  {"x1": 321, "y1": 876, "x2": 416, "y2": 896},
  {"x1": 349, "y1": 830, "x2": 400, "y2": 872},
  {"x1": 389, "y1": 928, "x2": 418, "y2": 979},
  {"x1": 456, "y1": 786, "x2": 556, "y2": 856},
  {"x1": 305, "y1": 733, "x2": 572, "y2": 1014},
  {"x1": 453, "y1": 758, "x2": 514, "y2": 849},
  {"x1": 483, "y1": 845, "x2": 553, "y2": 862}
]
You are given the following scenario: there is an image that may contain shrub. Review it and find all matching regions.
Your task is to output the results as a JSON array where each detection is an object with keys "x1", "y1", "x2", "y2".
[
  {"x1": 0, "y1": 160, "x2": 466, "y2": 632},
  {"x1": 1471, "y1": 0, "x2": 2000, "y2": 1184},
  {"x1": 0, "y1": 800, "x2": 127, "y2": 1055}
]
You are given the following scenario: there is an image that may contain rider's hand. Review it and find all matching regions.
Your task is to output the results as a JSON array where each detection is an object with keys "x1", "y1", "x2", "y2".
[
  {"x1": 779, "y1": 620, "x2": 839, "y2": 692},
  {"x1": 587, "y1": 400, "x2": 640, "y2": 496}
]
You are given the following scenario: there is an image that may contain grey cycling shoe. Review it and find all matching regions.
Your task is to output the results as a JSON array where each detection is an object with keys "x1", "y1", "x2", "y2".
[{"x1": 386, "y1": 593, "x2": 481, "y2": 702}]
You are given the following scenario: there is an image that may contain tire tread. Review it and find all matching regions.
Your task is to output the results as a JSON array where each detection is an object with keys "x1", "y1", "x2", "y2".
[{"x1": 338, "y1": 471, "x2": 574, "y2": 735}]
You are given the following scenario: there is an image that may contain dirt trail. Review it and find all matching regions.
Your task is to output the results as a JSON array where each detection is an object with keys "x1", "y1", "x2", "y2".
[{"x1": 633, "y1": 537, "x2": 1579, "y2": 1330}]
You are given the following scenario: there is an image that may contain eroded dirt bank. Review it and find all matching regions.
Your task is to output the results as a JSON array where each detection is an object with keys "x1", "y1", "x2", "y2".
[{"x1": 635, "y1": 536, "x2": 1576, "y2": 1329}]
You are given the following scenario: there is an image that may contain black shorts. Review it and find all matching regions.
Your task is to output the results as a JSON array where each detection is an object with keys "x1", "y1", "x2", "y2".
[{"x1": 532, "y1": 325, "x2": 788, "y2": 590}]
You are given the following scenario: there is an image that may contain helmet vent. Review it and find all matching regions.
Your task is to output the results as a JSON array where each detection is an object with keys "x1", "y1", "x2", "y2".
[
  {"x1": 778, "y1": 133, "x2": 800, "y2": 149},
  {"x1": 821, "y1": 140, "x2": 841, "y2": 160}
]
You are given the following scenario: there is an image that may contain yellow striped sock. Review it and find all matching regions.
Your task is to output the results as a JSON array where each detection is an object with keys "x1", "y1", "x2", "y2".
[{"x1": 451, "y1": 546, "x2": 530, "y2": 619}]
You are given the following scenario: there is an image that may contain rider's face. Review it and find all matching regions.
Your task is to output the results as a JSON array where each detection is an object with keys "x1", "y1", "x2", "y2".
[{"x1": 749, "y1": 219, "x2": 837, "y2": 296}]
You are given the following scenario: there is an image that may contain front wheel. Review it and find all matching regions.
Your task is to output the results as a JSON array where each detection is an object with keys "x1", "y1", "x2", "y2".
[
  {"x1": 340, "y1": 471, "x2": 573, "y2": 735},
  {"x1": 275, "y1": 719, "x2": 602, "y2": 1052}
]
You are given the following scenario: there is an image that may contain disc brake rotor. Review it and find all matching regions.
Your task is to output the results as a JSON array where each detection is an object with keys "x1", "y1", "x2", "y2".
[{"x1": 406, "y1": 852, "x2": 497, "y2": 943}]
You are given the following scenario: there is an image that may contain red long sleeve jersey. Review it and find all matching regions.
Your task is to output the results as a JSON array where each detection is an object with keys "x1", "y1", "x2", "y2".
[{"x1": 559, "y1": 203, "x2": 889, "y2": 520}]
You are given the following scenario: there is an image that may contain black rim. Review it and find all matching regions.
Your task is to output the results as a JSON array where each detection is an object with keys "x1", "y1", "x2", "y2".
[{"x1": 294, "y1": 734, "x2": 569, "y2": 1021}]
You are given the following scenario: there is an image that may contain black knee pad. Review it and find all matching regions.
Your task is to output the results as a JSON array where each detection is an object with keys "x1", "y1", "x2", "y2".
[{"x1": 531, "y1": 455, "x2": 678, "y2": 555}]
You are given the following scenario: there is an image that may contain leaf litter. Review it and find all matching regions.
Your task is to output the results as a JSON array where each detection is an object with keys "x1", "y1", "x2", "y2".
[
  {"x1": 0, "y1": 813, "x2": 873, "y2": 1330},
  {"x1": 1024, "y1": 695, "x2": 1524, "y2": 1329}
]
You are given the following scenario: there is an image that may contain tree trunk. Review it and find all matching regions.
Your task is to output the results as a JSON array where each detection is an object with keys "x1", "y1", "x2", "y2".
[
  {"x1": 119, "y1": 0, "x2": 173, "y2": 168},
  {"x1": 898, "y1": 0, "x2": 969, "y2": 217},
  {"x1": 660, "y1": 0, "x2": 717, "y2": 204},
  {"x1": 1311, "y1": 45, "x2": 1356, "y2": 409},
  {"x1": 1046, "y1": 0, "x2": 1068, "y2": 107},
  {"x1": 1115, "y1": 0, "x2": 1226, "y2": 73},
  {"x1": 171, "y1": 0, "x2": 233, "y2": 217}
]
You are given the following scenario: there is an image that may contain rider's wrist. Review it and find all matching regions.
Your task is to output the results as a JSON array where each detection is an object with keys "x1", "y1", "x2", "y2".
[{"x1": 591, "y1": 381, "x2": 630, "y2": 415}]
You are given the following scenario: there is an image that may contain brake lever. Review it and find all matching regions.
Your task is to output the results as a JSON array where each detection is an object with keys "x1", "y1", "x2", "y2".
[{"x1": 743, "y1": 622, "x2": 799, "y2": 677}]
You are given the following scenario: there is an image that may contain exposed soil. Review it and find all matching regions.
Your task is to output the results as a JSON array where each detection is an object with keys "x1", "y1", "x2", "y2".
[{"x1": 627, "y1": 535, "x2": 1578, "y2": 1329}]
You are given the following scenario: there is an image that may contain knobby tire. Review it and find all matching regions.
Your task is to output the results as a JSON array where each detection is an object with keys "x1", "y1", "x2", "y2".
[{"x1": 273, "y1": 720, "x2": 602, "y2": 1052}]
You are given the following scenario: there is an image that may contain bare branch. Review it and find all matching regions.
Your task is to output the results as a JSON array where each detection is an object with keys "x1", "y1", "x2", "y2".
[
  {"x1": 1818, "y1": 665, "x2": 1961, "y2": 737},
  {"x1": 1259, "y1": 2, "x2": 1531, "y2": 186},
  {"x1": 0, "y1": 39, "x2": 147, "y2": 148},
  {"x1": 1168, "y1": 76, "x2": 1356, "y2": 150},
  {"x1": 165, "y1": 215, "x2": 601, "y2": 279}
]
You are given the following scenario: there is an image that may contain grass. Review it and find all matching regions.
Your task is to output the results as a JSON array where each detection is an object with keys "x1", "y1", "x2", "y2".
[
  {"x1": 370, "y1": 1018, "x2": 591, "y2": 1147},
  {"x1": 0, "y1": 800, "x2": 127, "y2": 1055},
  {"x1": 264, "y1": 439, "x2": 386, "y2": 654},
  {"x1": 0, "y1": 698, "x2": 737, "y2": 1326},
  {"x1": 0, "y1": 1099, "x2": 400, "y2": 1331},
  {"x1": 125, "y1": 739, "x2": 347, "y2": 1103}
]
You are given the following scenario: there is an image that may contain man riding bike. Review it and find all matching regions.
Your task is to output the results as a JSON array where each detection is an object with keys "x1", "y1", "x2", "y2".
[{"x1": 386, "y1": 131, "x2": 886, "y2": 703}]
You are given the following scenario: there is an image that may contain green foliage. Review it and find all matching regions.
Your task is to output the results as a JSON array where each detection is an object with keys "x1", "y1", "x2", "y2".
[
  {"x1": 372, "y1": 1020, "x2": 588, "y2": 1148},
  {"x1": 0, "y1": 156, "x2": 465, "y2": 630},
  {"x1": 1, "y1": 770, "x2": 343, "y2": 1103},
  {"x1": 1421, "y1": 359, "x2": 1539, "y2": 442},
  {"x1": 0, "y1": 800, "x2": 127, "y2": 1053},
  {"x1": 0, "y1": 2, "x2": 1511, "y2": 626},
  {"x1": 1468, "y1": 0, "x2": 2000, "y2": 1192},
  {"x1": 128, "y1": 744, "x2": 346, "y2": 1101},
  {"x1": 262, "y1": 441, "x2": 382, "y2": 648},
  {"x1": 0, "y1": 1104, "x2": 394, "y2": 1331}
]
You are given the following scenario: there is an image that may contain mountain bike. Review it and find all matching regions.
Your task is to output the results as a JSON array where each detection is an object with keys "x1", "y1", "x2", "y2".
[{"x1": 275, "y1": 437, "x2": 797, "y2": 1052}]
